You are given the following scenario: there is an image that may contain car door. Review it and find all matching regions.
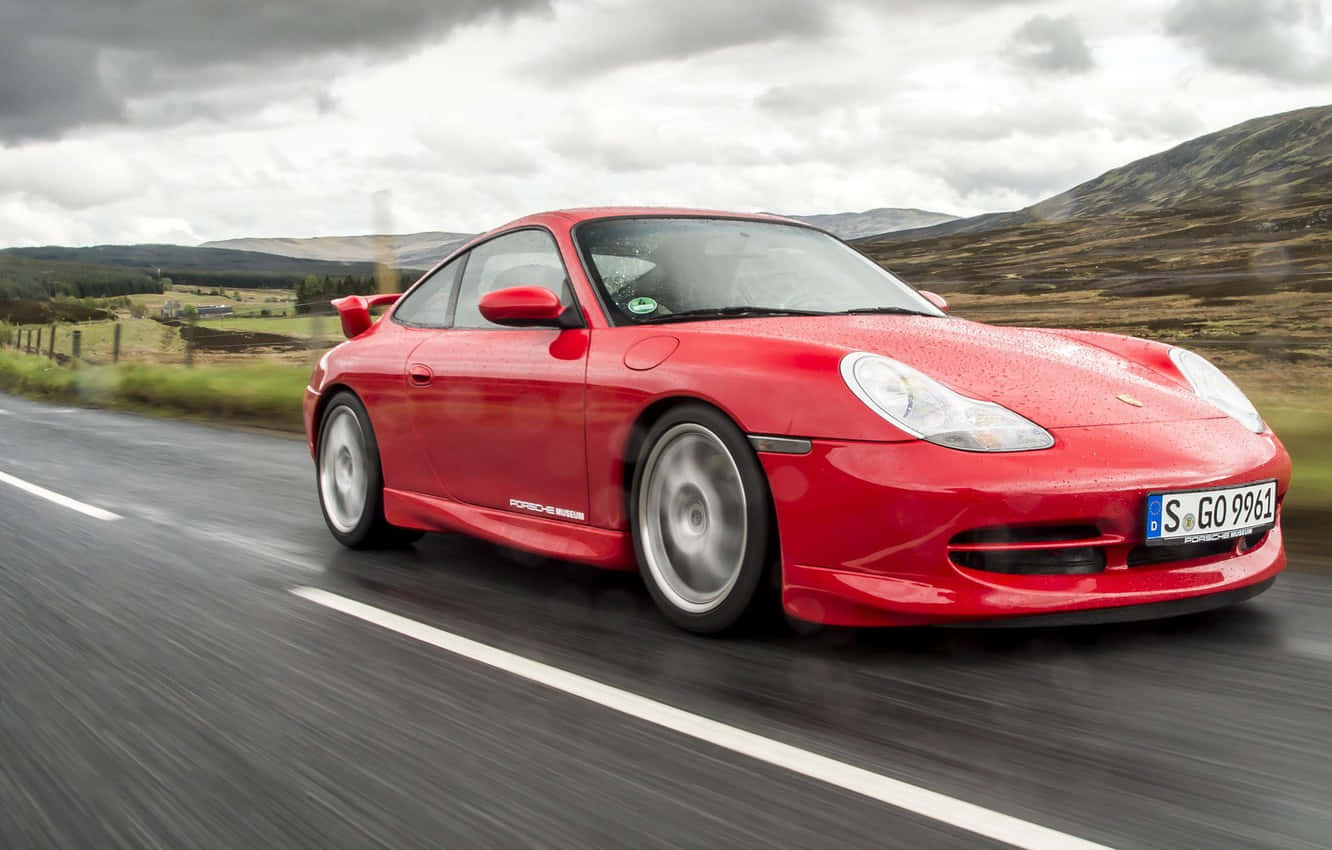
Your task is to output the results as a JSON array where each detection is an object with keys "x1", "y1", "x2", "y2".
[
  {"x1": 406, "y1": 228, "x2": 591, "y2": 522},
  {"x1": 377, "y1": 255, "x2": 467, "y2": 495}
]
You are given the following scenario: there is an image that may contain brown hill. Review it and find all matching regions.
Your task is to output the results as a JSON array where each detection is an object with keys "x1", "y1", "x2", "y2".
[
  {"x1": 857, "y1": 105, "x2": 1332, "y2": 299},
  {"x1": 877, "y1": 104, "x2": 1332, "y2": 242}
]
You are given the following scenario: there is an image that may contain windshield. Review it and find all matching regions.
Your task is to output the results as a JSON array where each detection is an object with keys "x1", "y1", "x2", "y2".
[{"x1": 575, "y1": 217, "x2": 944, "y2": 324}]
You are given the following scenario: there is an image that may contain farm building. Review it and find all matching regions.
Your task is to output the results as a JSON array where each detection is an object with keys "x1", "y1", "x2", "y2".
[{"x1": 160, "y1": 302, "x2": 233, "y2": 320}]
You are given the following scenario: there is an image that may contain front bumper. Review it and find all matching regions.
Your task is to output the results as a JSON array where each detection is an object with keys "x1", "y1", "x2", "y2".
[{"x1": 760, "y1": 418, "x2": 1291, "y2": 627}]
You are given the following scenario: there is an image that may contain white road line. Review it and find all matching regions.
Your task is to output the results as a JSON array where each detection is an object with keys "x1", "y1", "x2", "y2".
[
  {"x1": 291, "y1": 586, "x2": 1114, "y2": 850},
  {"x1": 0, "y1": 470, "x2": 122, "y2": 521}
]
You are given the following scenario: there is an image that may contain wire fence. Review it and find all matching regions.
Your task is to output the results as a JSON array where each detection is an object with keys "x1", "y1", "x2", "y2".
[{"x1": 4, "y1": 315, "x2": 338, "y2": 369}]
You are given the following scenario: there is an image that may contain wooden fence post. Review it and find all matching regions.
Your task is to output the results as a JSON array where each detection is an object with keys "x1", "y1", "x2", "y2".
[
  {"x1": 34, "y1": 327, "x2": 42, "y2": 356},
  {"x1": 25, "y1": 329, "x2": 32, "y2": 354},
  {"x1": 184, "y1": 316, "x2": 195, "y2": 367},
  {"x1": 72, "y1": 330, "x2": 82, "y2": 363},
  {"x1": 112, "y1": 323, "x2": 122, "y2": 364},
  {"x1": 47, "y1": 325, "x2": 55, "y2": 360}
]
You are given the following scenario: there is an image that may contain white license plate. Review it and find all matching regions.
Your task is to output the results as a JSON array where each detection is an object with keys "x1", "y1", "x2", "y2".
[{"x1": 1145, "y1": 480, "x2": 1277, "y2": 546}]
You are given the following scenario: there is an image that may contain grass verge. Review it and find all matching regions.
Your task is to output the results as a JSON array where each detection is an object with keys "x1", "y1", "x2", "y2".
[
  {"x1": 1260, "y1": 408, "x2": 1331, "y2": 511},
  {"x1": 0, "y1": 349, "x2": 307, "y2": 431}
]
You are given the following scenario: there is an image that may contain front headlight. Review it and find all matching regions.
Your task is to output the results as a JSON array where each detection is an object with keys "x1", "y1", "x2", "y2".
[
  {"x1": 840, "y1": 352, "x2": 1054, "y2": 452},
  {"x1": 1169, "y1": 347, "x2": 1264, "y2": 433}
]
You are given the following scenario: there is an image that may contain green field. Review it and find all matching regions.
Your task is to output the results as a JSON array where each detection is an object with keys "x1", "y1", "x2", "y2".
[
  {"x1": 79, "y1": 318, "x2": 183, "y2": 360},
  {"x1": 1256, "y1": 407, "x2": 1332, "y2": 511},
  {"x1": 7, "y1": 318, "x2": 185, "y2": 362},
  {"x1": 127, "y1": 286, "x2": 296, "y2": 318},
  {"x1": 0, "y1": 350, "x2": 307, "y2": 429}
]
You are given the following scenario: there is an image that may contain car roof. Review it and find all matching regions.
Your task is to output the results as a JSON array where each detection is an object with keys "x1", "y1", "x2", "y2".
[{"x1": 492, "y1": 207, "x2": 811, "y2": 231}]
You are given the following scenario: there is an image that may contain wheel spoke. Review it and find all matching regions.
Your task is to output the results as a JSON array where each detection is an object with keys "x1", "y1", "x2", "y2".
[
  {"x1": 320, "y1": 407, "x2": 370, "y2": 534},
  {"x1": 637, "y1": 422, "x2": 749, "y2": 615}
]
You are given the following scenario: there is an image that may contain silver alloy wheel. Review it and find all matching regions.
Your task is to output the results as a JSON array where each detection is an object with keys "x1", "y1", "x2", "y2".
[
  {"x1": 638, "y1": 422, "x2": 748, "y2": 614},
  {"x1": 319, "y1": 406, "x2": 370, "y2": 534}
]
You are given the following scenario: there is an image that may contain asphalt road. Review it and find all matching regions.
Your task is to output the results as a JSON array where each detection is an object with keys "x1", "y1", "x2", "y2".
[{"x1": 0, "y1": 392, "x2": 1329, "y2": 850}]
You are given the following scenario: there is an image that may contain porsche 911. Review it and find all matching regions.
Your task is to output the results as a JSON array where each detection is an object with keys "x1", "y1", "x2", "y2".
[{"x1": 304, "y1": 208, "x2": 1289, "y2": 633}]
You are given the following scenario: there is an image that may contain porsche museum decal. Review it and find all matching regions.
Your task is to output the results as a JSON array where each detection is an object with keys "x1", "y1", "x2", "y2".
[{"x1": 509, "y1": 499, "x2": 586, "y2": 521}]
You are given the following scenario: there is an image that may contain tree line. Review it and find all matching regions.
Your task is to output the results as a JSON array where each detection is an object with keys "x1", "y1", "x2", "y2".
[
  {"x1": 0, "y1": 255, "x2": 164, "y2": 300},
  {"x1": 295, "y1": 274, "x2": 382, "y2": 314}
]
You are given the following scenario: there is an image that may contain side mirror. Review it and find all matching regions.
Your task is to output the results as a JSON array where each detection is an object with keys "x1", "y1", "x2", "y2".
[
  {"x1": 920, "y1": 290, "x2": 949, "y2": 313},
  {"x1": 478, "y1": 286, "x2": 566, "y2": 327},
  {"x1": 331, "y1": 292, "x2": 401, "y2": 339}
]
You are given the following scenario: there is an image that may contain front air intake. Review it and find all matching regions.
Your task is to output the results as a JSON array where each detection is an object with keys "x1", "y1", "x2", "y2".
[
  {"x1": 950, "y1": 547, "x2": 1106, "y2": 575},
  {"x1": 947, "y1": 524, "x2": 1114, "y2": 575}
]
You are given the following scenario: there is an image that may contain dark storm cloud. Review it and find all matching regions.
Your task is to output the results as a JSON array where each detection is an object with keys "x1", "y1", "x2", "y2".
[
  {"x1": 0, "y1": 36, "x2": 125, "y2": 140},
  {"x1": 520, "y1": 0, "x2": 829, "y2": 79},
  {"x1": 1004, "y1": 14, "x2": 1095, "y2": 74},
  {"x1": 0, "y1": 0, "x2": 548, "y2": 143},
  {"x1": 1165, "y1": 0, "x2": 1331, "y2": 81},
  {"x1": 525, "y1": 0, "x2": 1040, "y2": 82}
]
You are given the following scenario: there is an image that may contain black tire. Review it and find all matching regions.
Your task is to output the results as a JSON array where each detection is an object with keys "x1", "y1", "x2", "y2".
[
  {"x1": 629, "y1": 403, "x2": 777, "y2": 634},
  {"x1": 316, "y1": 391, "x2": 424, "y2": 549}
]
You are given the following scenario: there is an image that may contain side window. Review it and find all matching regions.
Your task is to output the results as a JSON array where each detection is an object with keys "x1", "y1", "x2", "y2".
[
  {"x1": 453, "y1": 229, "x2": 570, "y2": 330},
  {"x1": 392, "y1": 256, "x2": 465, "y2": 327}
]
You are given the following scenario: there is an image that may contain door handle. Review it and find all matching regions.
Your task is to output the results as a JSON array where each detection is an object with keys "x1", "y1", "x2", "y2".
[{"x1": 408, "y1": 363, "x2": 433, "y2": 387}]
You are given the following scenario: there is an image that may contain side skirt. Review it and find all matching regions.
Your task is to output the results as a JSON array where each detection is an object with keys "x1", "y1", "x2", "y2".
[{"x1": 383, "y1": 488, "x2": 636, "y2": 570}]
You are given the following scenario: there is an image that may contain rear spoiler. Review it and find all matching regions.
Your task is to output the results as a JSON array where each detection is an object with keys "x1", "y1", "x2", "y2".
[{"x1": 330, "y1": 292, "x2": 402, "y2": 339}]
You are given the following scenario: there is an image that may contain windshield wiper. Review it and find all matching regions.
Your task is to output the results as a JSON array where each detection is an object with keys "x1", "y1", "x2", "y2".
[
  {"x1": 643, "y1": 306, "x2": 834, "y2": 324},
  {"x1": 837, "y1": 306, "x2": 935, "y2": 316}
]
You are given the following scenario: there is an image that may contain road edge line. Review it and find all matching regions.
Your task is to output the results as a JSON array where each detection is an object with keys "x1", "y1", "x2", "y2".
[{"x1": 0, "y1": 469, "x2": 121, "y2": 521}]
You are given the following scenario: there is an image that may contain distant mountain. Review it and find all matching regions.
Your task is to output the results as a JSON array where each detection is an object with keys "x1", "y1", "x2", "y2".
[
  {"x1": 873, "y1": 104, "x2": 1332, "y2": 243},
  {"x1": 201, "y1": 231, "x2": 472, "y2": 270},
  {"x1": 854, "y1": 104, "x2": 1332, "y2": 298},
  {"x1": 3, "y1": 243, "x2": 414, "y2": 277},
  {"x1": 779, "y1": 208, "x2": 958, "y2": 240},
  {"x1": 200, "y1": 211, "x2": 959, "y2": 266}
]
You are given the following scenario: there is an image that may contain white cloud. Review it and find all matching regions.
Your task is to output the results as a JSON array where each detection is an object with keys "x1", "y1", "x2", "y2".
[{"x1": 1, "y1": 0, "x2": 1330, "y2": 246}]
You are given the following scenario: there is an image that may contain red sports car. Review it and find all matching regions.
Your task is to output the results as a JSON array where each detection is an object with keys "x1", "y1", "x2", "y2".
[{"x1": 304, "y1": 208, "x2": 1290, "y2": 633}]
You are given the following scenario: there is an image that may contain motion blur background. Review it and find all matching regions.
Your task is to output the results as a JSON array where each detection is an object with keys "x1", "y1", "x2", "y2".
[{"x1": 1, "y1": 2, "x2": 1331, "y2": 849}]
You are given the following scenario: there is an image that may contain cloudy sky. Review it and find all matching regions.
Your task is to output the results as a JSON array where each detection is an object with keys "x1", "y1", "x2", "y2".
[{"x1": 1, "y1": 0, "x2": 1330, "y2": 246}]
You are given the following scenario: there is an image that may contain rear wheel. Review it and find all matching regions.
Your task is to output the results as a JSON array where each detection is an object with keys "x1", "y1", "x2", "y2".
[
  {"x1": 630, "y1": 404, "x2": 776, "y2": 634},
  {"x1": 317, "y1": 391, "x2": 423, "y2": 549}
]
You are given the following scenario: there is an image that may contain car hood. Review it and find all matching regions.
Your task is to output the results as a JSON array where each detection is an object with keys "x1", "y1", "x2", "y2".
[{"x1": 688, "y1": 316, "x2": 1225, "y2": 430}]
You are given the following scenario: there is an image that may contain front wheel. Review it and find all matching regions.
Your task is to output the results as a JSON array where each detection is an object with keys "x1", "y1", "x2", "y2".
[
  {"x1": 317, "y1": 391, "x2": 423, "y2": 549},
  {"x1": 630, "y1": 404, "x2": 776, "y2": 634}
]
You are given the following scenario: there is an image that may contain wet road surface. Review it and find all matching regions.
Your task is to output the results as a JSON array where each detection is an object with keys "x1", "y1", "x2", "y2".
[{"x1": 0, "y1": 393, "x2": 1329, "y2": 849}]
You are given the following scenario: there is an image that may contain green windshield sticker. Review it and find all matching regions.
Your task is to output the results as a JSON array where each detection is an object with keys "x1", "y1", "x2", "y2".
[{"x1": 627, "y1": 296, "x2": 658, "y2": 315}]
